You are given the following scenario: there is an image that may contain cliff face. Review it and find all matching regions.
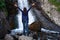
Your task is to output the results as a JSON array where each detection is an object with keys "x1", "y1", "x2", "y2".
[
  {"x1": 0, "y1": 0, "x2": 18, "y2": 38},
  {"x1": 0, "y1": 10, "x2": 10, "y2": 38},
  {"x1": 5, "y1": 0, "x2": 18, "y2": 29},
  {"x1": 0, "y1": 0, "x2": 11, "y2": 38},
  {"x1": 39, "y1": 0, "x2": 60, "y2": 26},
  {"x1": 30, "y1": 0, "x2": 60, "y2": 26}
]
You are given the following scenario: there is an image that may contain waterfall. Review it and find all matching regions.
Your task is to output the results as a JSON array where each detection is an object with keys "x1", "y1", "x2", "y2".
[
  {"x1": 17, "y1": 0, "x2": 35, "y2": 31},
  {"x1": 11, "y1": 0, "x2": 35, "y2": 34}
]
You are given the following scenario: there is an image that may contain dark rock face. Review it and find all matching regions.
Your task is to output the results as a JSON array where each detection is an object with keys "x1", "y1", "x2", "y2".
[
  {"x1": 0, "y1": 0, "x2": 18, "y2": 38},
  {"x1": 5, "y1": 0, "x2": 18, "y2": 29},
  {"x1": 0, "y1": 11, "x2": 10, "y2": 39},
  {"x1": 5, "y1": 0, "x2": 18, "y2": 17}
]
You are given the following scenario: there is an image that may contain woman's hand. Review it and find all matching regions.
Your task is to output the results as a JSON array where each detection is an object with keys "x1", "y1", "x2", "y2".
[
  {"x1": 32, "y1": 3, "x2": 36, "y2": 7},
  {"x1": 14, "y1": 4, "x2": 18, "y2": 7}
]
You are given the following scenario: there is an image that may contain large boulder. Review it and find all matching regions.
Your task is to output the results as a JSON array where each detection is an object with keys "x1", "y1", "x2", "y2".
[{"x1": 29, "y1": 21, "x2": 42, "y2": 32}]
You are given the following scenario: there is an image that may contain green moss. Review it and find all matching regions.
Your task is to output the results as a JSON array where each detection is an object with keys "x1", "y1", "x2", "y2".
[
  {"x1": 57, "y1": 7, "x2": 60, "y2": 12},
  {"x1": 0, "y1": 0, "x2": 5, "y2": 9},
  {"x1": 0, "y1": 0, "x2": 8, "y2": 16},
  {"x1": 48, "y1": 0, "x2": 60, "y2": 12}
]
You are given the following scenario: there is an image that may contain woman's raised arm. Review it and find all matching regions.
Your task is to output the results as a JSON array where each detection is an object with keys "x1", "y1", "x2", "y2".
[
  {"x1": 14, "y1": 3, "x2": 23, "y2": 12},
  {"x1": 27, "y1": 3, "x2": 36, "y2": 12}
]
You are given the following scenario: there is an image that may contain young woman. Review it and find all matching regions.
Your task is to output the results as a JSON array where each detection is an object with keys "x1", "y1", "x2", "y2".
[{"x1": 14, "y1": 3, "x2": 35, "y2": 36}]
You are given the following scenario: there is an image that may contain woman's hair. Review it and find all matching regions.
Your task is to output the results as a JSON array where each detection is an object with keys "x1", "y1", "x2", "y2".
[{"x1": 23, "y1": 7, "x2": 27, "y2": 12}]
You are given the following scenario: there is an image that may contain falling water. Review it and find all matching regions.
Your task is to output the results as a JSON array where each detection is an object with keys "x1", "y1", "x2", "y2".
[
  {"x1": 11, "y1": 0, "x2": 35, "y2": 34},
  {"x1": 17, "y1": 0, "x2": 35, "y2": 31}
]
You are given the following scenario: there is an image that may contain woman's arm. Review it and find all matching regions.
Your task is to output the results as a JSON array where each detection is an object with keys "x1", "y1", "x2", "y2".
[
  {"x1": 27, "y1": 3, "x2": 35, "y2": 12},
  {"x1": 14, "y1": 4, "x2": 23, "y2": 12},
  {"x1": 17, "y1": 7, "x2": 23, "y2": 12},
  {"x1": 27, "y1": 6, "x2": 32, "y2": 12}
]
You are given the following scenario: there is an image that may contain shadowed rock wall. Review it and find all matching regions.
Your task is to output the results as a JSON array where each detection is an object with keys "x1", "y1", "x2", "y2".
[{"x1": 5, "y1": 0, "x2": 18, "y2": 29}]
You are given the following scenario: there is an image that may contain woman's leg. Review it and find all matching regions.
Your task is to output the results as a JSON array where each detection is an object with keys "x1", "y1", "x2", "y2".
[
  {"x1": 22, "y1": 21, "x2": 25, "y2": 35},
  {"x1": 25, "y1": 20, "x2": 29, "y2": 36}
]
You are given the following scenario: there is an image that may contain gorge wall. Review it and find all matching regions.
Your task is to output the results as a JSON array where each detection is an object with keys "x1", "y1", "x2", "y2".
[{"x1": 40, "y1": 0, "x2": 60, "y2": 26}]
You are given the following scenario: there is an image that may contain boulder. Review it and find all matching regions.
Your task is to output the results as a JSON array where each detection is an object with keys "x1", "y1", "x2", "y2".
[{"x1": 29, "y1": 21, "x2": 42, "y2": 32}]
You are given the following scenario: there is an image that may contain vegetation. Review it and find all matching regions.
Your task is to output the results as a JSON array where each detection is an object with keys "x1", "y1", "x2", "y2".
[
  {"x1": 0, "y1": 0, "x2": 8, "y2": 16},
  {"x1": 48, "y1": 0, "x2": 60, "y2": 12},
  {"x1": 0, "y1": 0, "x2": 5, "y2": 9}
]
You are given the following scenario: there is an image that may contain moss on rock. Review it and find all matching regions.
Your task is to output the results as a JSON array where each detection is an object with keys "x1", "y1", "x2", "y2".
[{"x1": 48, "y1": 0, "x2": 60, "y2": 12}]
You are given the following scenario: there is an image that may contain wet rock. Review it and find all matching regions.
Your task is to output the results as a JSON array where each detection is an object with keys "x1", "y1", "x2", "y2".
[
  {"x1": 19, "y1": 35, "x2": 33, "y2": 40},
  {"x1": 5, "y1": 34, "x2": 14, "y2": 40},
  {"x1": 0, "y1": 10, "x2": 10, "y2": 39}
]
